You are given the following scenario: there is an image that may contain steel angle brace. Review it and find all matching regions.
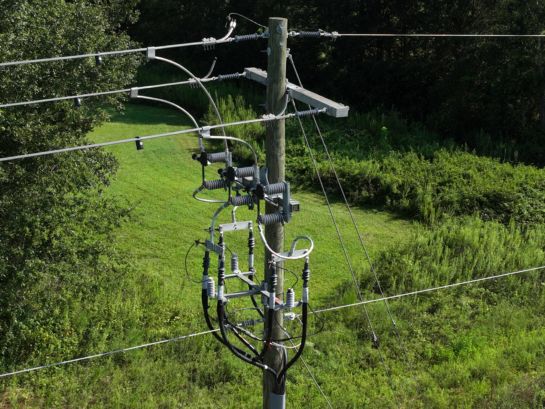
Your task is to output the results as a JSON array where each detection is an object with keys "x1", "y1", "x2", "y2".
[{"x1": 244, "y1": 67, "x2": 349, "y2": 118}]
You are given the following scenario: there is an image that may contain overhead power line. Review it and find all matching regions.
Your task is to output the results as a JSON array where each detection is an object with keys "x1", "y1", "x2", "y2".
[
  {"x1": 0, "y1": 77, "x2": 221, "y2": 109},
  {"x1": 339, "y1": 33, "x2": 545, "y2": 37},
  {"x1": 0, "y1": 27, "x2": 262, "y2": 68},
  {"x1": 310, "y1": 265, "x2": 545, "y2": 316},
  {"x1": 289, "y1": 54, "x2": 428, "y2": 408},
  {"x1": 0, "y1": 112, "x2": 310, "y2": 163},
  {"x1": 0, "y1": 329, "x2": 219, "y2": 379},
  {"x1": 291, "y1": 97, "x2": 400, "y2": 407}
]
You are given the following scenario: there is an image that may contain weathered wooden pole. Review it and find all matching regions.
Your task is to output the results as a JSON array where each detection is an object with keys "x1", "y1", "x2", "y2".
[{"x1": 263, "y1": 16, "x2": 288, "y2": 409}]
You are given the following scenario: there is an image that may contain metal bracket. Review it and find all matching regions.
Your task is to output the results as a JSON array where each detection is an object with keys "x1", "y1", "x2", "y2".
[
  {"x1": 205, "y1": 239, "x2": 223, "y2": 255},
  {"x1": 220, "y1": 221, "x2": 252, "y2": 232},
  {"x1": 276, "y1": 24, "x2": 285, "y2": 34},
  {"x1": 146, "y1": 47, "x2": 155, "y2": 59},
  {"x1": 244, "y1": 67, "x2": 349, "y2": 118},
  {"x1": 130, "y1": 88, "x2": 138, "y2": 98}
]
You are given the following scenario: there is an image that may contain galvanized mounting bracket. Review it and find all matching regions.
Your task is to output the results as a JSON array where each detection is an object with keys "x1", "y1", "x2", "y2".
[
  {"x1": 202, "y1": 37, "x2": 217, "y2": 50},
  {"x1": 244, "y1": 67, "x2": 349, "y2": 118},
  {"x1": 220, "y1": 221, "x2": 252, "y2": 232},
  {"x1": 205, "y1": 239, "x2": 223, "y2": 255}
]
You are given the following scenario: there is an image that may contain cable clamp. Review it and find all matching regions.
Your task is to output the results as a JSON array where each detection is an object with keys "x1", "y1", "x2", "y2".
[
  {"x1": 331, "y1": 31, "x2": 340, "y2": 41},
  {"x1": 146, "y1": 47, "x2": 155, "y2": 59},
  {"x1": 130, "y1": 88, "x2": 138, "y2": 99},
  {"x1": 202, "y1": 37, "x2": 217, "y2": 50},
  {"x1": 199, "y1": 126, "x2": 211, "y2": 139},
  {"x1": 260, "y1": 114, "x2": 276, "y2": 127},
  {"x1": 188, "y1": 78, "x2": 199, "y2": 89}
]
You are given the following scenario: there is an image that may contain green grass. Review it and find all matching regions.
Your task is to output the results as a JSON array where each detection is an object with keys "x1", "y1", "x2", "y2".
[
  {"x1": 0, "y1": 104, "x2": 417, "y2": 408},
  {"x1": 3, "y1": 103, "x2": 545, "y2": 408}
]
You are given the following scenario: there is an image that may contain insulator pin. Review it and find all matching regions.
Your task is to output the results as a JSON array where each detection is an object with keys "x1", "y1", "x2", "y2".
[
  {"x1": 231, "y1": 195, "x2": 254, "y2": 207},
  {"x1": 235, "y1": 33, "x2": 259, "y2": 42},
  {"x1": 286, "y1": 288, "x2": 295, "y2": 309},
  {"x1": 207, "y1": 277, "x2": 216, "y2": 298},
  {"x1": 208, "y1": 152, "x2": 227, "y2": 163},
  {"x1": 204, "y1": 179, "x2": 226, "y2": 190},
  {"x1": 259, "y1": 212, "x2": 284, "y2": 225},
  {"x1": 231, "y1": 254, "x2": 239, "y2": 273},
  {"x1": 218, "y1": 72, "x2": 242, "y2": 81}
]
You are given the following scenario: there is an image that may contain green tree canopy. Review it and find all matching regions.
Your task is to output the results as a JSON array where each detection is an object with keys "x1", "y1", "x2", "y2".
[{"x1": 0, "y1": 0, "x2": 141, "y2": 367}]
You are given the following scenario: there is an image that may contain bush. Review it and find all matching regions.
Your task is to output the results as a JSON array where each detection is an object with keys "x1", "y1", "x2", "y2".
[
  {"x1": 288, "y1": 148, "x2": 545, "y2": 224},
  {"x1": 369, "y1": 215, "x2": 545, "y2": 297}
]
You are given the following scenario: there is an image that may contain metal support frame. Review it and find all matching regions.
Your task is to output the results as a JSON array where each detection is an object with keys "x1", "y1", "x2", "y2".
[{"x1": 244, "y1": 67, "x2": 349, "y2": 118}]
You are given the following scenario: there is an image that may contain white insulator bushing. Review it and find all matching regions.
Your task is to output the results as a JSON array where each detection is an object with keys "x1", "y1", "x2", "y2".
[
  {"x1": 207, "y1": 277, "x2": 216, "y2": 298},
  {"x1": 286, "y1": 288, "x2": 295, "y2": 309}
]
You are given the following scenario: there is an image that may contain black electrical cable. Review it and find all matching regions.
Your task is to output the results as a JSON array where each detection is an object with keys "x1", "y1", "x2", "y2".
[
  {"x1": 185, "y1": 242, "x2": 208, "y2": 283},
  {"x1": 217, "y1": 301, "x2": 277, "y2": 377},
  {"x1": 276, "y1": 265, "x2": 299, "y2": 289},
  {"x1": 270, "y1": 303, "x2": 324, "y2": 342},
  {"x1": 276, "y1": 303, "x2": 308, "y2": 383}
]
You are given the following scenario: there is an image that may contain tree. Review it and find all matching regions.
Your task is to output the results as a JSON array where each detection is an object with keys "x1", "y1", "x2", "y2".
[{"x1": 0, "y1": 0, "x2": 141, "y2": 367}]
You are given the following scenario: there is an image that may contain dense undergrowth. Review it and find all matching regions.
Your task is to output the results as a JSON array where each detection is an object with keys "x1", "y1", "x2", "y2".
[{"x1": 3, "y1": 68, "x2": 545, "y2": 407}]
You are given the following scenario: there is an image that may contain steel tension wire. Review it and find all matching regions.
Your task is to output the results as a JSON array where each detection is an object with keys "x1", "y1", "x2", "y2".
[
  {"x1": 290, "y1": 98, "x2": 401, "y2": 408},
  {"x1": 289, "y1": 55, "x2": 428, "y2": 407}
]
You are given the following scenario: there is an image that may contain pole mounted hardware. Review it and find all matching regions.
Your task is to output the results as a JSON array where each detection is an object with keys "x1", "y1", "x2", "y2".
[{"x1": 244, "y1": 67, "x2": 349, "y2": 118}]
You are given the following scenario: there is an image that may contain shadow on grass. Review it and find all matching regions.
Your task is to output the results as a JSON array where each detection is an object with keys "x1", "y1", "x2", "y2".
[{"x1": 105, "y1": 103, "x2": 199, "y2": 128}]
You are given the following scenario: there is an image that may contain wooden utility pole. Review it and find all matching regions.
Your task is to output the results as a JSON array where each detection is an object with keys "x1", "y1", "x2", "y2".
[{"x1": 263, "y1": 16, "x2": 288, "y2": 409}]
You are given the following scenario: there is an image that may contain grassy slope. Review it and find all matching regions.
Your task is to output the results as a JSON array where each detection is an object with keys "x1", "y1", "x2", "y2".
[
  {"x1": 3, "y1": 104, "x2": 545, "y2": 408},
  {"x1": 0, "y1": 104, "x2": 416, "y2": 408}
]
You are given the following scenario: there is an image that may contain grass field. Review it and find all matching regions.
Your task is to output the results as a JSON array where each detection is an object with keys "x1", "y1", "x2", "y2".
[
  {"x1": 3, "y1": 103, "x2": 545, "y2": 408},
  {"x1": 0, "y1": 104, "x2": 419, "y2": 408}
]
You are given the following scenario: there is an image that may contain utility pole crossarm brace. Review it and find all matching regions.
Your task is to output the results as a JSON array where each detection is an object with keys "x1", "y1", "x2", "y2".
[{"x1": 244, "y1": 67, "x2": 349, "y2": 118}]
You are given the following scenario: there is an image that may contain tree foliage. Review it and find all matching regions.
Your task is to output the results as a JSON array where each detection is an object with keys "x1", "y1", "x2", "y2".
[
  {"x1": 0, "y1": 0, "x2": 142, "y2": 366},
  {"x1": 131, "y1": 0, "x2": 545, "y2": 162}
]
